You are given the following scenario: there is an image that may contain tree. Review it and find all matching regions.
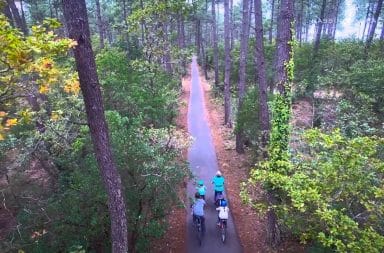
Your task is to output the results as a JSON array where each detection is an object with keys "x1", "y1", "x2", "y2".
[
  {"x1": 212, "y1": 0, "x2": 219, "y2": 87},
  {"x1": 224, "y1": 0, "x2": 232, "y2": 126},
  {"x1": 6, "y1": 0, "x2": 28, "y2": 34},
  {"x1": 366, "y1": 0, "x2": 383, "y2": 47},
  {"x1": 61, "y1": 1, "x2": 128, "y2": 252},
  {"x1": 267, "y1": 0, "x2": 294, "y2": 245},
  {"x1": 235, "y1": 0, "x2": 250, "y2": 153},
  {"x1": 314, "y1": 0, "x2": 327, "y2": 52},
  {"x1": 254, "y1": 0, "x2": 270, "y2": 157},
  {"x1": 95, "y1": 0, "x2": 105, "y2": 49}
]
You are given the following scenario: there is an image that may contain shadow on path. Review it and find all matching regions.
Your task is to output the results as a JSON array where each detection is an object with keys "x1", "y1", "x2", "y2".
[{"x1": 186, "y1": 56, "x2": 243, "y2": 253}]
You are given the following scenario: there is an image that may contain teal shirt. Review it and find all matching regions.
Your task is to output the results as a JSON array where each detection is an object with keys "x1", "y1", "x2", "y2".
[
  {"x1": 212, "y1": 176, "x2": 225, "y2": 191},
  {"x1": 196, "y1": 185, "x2": 207, "y2": 196}
]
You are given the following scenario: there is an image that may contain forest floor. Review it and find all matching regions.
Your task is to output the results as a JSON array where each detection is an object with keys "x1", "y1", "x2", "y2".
[{"x1": 153, "y1": 62, "x2": 306, "y2": 253}]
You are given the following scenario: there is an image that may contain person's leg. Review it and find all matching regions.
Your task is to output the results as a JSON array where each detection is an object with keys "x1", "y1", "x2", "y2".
[{"x1": 201, "y1": 216, "x2": 206, "y2": 233}]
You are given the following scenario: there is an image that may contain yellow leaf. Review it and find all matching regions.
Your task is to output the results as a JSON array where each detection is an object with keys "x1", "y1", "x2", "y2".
[
  {"x1": 68, "y1": 40, "x2": 78, "y2": 48},
  {"x1": 5, "y1": 118, "x2": 18, "y2": 127},
  {"x1": 0, "y1": 133, "x2": 4, "y2": 141},
  {"x1": 39, "y1": 84, "x2": 50, "y2": 94},
  {"x1": 51, "y1": 112, "x2": 60, "y2": 121},
  {"x1": 64, "y1": 80, "x2": 80, "y2": 95}
]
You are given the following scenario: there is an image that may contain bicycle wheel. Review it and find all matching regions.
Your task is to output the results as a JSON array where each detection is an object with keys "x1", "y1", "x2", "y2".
[
  {"x1": 220, "y1": 220, "x2": 227, "y2": 243},
  {"x1": 196, "y1": 219, "x2": 202, "y2": 246}
]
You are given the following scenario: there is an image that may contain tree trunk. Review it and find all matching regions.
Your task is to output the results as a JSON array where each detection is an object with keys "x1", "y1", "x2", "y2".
[
  {"x1": 362, "y1": 2, "x2": 371, "y2": 40},
  {"x1": 95, "y1": 0, "x2": 105, "y2": 49},
  {"x1": 61, "y1": 1, "x2": 128, "y2": 253},
  {"x1": 296, "y1": 0, "x2": 304, "y2": 45},
  {"x1": 276, "y1": 0, "x2": 294, "y2": 94},
  {"x1": 236, "y1": 0, "x2": 250, "y2": 154},
  {"x1": 196, "y1": 18, "x2": 201, "y2": 59},
  {"x1": 20, "y1": 0, "x2": 28, "y2": 34},
  {"x1": 331, "y1": 0, "x2": 340, "y2": 40},
  {"x1": 266, "y1": 0, "x2": 294, "y2": 246},
  {"x1": 255, "y1": 0, "x2": 270, "y2": 157},
  {"x1": 366, "y1": 0, "x2": 383, "y2": 47},
  {"x1": 212, "y1": 0, "x2": 220, "y2": 87},
  {"x1": 163, "y1": 22, "x2": 172, "y2": 74},
  {"x1": 1, "y1": 3, "x2": 13, "y2": 26},
  {"x1": 269, "y1": 0, "x2": 275, "y2": 44},
  {"x1": 314, "y1": 0, "x2": 327, "y2": 53},
  {"x1": 230, "y1": 0, "x2": 234, "y2": 50},
  {"x1": 380, "y1": 20, "x2": 384, "y2": 40},
  {"x1": 6, "y1": 0, "x2": 28, "y2": 35},
  {"x1": 224, "y1": 0, "x2": 232, "y2": 127}
]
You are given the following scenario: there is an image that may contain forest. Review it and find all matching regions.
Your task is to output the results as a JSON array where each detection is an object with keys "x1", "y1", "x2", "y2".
[{"x1": 0, "y1": 0, "x2": 383, "y2": 252}]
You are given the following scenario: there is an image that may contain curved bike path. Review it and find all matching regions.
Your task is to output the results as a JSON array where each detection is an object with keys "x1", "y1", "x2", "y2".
[{"x1": 186, "y1": 56, "x2": 243, "y2": 253}]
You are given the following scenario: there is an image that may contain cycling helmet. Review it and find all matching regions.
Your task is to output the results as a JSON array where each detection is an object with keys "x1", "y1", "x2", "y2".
[
  {"x1": 195, "y1": 192, "x2": 201, "y2": 199},
  {"x1": 198, "y1": 180, "x2": 204, "y2": 186},
  {"x1": 220, "y1": 199, "x2": 227, "y2": 207},
  {"x1": 216, "y1": 171, "x2": 222, "y2": 176}
]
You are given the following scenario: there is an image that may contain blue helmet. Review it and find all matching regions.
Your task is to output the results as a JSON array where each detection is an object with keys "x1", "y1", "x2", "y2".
[
  {"x1": 198, "y1": 180, "x2": 204, "y2": 186},
  {"x1": 221, "y1": 199, "x2": 227, "y2": 207}
]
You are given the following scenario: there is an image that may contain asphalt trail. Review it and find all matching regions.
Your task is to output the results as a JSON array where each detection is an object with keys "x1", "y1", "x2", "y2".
[{"x1": 186, "y1": 57, "x2": 243, "y2": 253}]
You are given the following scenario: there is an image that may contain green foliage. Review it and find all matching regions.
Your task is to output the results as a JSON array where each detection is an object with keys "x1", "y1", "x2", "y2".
[
  {"x1": 96, "y1": 48, "x2": 179, "y2": 128},
  {"x1": 247, "y1": 129, "x2": 384, "y2": 252},
  {"x1": 235, "y1": 86, "x2": 261, "y2": 148}
]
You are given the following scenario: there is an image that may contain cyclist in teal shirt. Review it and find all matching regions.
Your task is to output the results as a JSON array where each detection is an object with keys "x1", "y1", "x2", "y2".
[
  {"x1": 196, "y1": 180, "x2": 207, "y2": 200},
  {"x1": 212, "y1": 171, "x2": 225, "y2": 201}
]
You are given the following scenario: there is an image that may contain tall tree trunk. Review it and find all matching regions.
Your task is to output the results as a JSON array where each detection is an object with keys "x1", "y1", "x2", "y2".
[
  {"x1": 212, "y1": 0, "x2": 220, "y2": 87},
  {"x1": 366, "y1": 0, "x2": 383, "y2": 47},
  {"x1": 269, "y1": 0, "x2": 275, "y2": 44},
  {"x1": 177, "y1": 11, "x2": 186, "y2": 75},
  {"x1": 236, "y1": 0, "x2": 250, "y2": 153},
  {"x1": 332, "y1": 0, "x2": 340, "y2": 40},
  {"x1": 6, "y1": 0, "x2": 28, "y2": 35},
  {"x1": 196, "y1": 18, "x2": 201, "y2": 59},
  {"x1": 362, "y1": 2, "x2": 372, "y2": 40},
  {"x1": 1, "y1": 3, "x2": 13, "y2": 26},
  {"x1": 230, "y1": 0, "x2": 234, "y2": 50},
  {"x1": 314, "y1": 0, "x2": 327, "y2": 53},
  {"x1": 95, "y1": 0, "x2": 105, "y2": 49},
  {"x1": 276, "y1": 0, "x2": 294, "y2": 94},
  {"x1": 61, "y1": 1, "x2": 128, "y2": 253},
  {"x1": 122, "y1": 0, "x2": 130, "y2": 53},
  {"x1": 380, "y1": 20, "x2": 384, "y2": 40},
  {"x1": 305, "y1": 0, "x2": 310, "y2": 42},
  {"x1": 20, "y1": 0, "x2": 28, "y2": 34},
  {"x1": 224, "y1": 0, "x2": 232, "y2": 126},
  {"x1": 296, "y1": 0, "x2": 304, "y2": 44},
  {"x1": 163, "y1": 22, "x2": 172, "y2": 74},
  {"x1": 267, "y1": 0, "x2": 294, "y2": 246},
  {"x1": 255, "y1": 0, "x2": 270, "y2": 158}
]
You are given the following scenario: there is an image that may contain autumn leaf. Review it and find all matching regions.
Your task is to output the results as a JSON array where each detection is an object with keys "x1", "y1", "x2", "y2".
[
  {"x1": 68, "y1": 40, "x2": 78, "y2": 48},
  {"x1": 0, "y1": 111, "x2": 7, "y2": 117},
  {"x1": 5, "y1": 118, "x2": 18, "y2": 127},
  {"x1": 39, "y1": 84, "x2": 50, "y2": 94}
]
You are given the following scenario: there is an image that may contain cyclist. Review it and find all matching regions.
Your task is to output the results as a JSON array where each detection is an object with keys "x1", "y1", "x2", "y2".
[
  {"x1": 216, "y1": 199, "x2": 229, "y2": 226},
  {"x1": 192, "y1": 192, "x2": 206, "y2": 233},
  {"x1": 215, "y1": 192, "x2": 225, "y2": 207},
  {"x1": 212, "y1": 170, "x2": 225, "y2": 202},
  {"x1": 196, "y1": 180, "x2": 207, "y2": 200}
]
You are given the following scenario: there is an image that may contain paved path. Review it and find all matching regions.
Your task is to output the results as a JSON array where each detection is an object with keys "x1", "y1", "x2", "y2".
[{"x1": 186, "y1": 57, "x2": 243, "y2": 253}]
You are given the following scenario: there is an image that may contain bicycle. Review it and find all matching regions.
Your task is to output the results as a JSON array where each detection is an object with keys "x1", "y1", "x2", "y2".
[
  {"x1": 193, "y1": 215, "x2": 204, "y2": 246},
  {"x1": 218, "y1": 218, "x2": 227, "y2": 243}
]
